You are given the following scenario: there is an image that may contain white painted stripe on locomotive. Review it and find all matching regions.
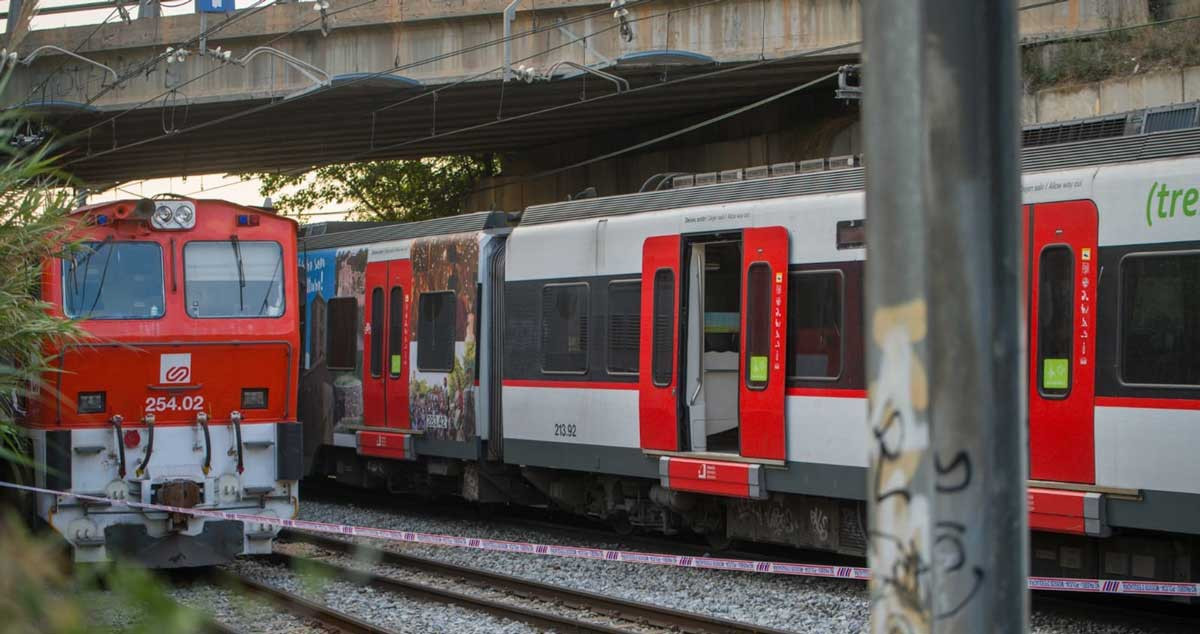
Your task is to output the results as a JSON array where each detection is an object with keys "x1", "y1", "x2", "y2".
[
  {"x1": 366, "y1": 239, "x2": 412, "y2": 262},
  {"x1": 1094, "y1": 406, "x2": 1200, "y2": 495},
  {"x1": 502, "y1": 386, "x2": 640, "y2": 448},
  {"x1": 505, "y1": 192, "x2": 866, "y2": 281}
]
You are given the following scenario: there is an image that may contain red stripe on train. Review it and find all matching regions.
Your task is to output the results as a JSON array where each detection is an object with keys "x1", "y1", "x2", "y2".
[{"x1": 1095, "y1": 396, "x2": 1200, "y2": 410}]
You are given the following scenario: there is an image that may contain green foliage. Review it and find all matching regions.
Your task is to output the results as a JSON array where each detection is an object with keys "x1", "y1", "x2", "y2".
[
  {"x1": 246, "y1": 155, "x2": 499, "y2": 221},
  {"x1": 0, "y1": 73, "x2": 208, "y2": 634},
  {"x1": 0, "y1": 88, "x2": 84, "y2": 462},
  {"x1": 1023, "y1": 20, "x2": 1200, "y2": 91}
]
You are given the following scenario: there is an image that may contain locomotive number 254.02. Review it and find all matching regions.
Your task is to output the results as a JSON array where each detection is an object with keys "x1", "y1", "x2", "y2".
[{"x1": 144, "y1": 395, "x2": 206, "y2": 413}]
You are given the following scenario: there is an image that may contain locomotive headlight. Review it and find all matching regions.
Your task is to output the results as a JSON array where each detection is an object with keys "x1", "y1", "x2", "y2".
[
  {"x1": 174, "y1": 204, "x2": 194, "y2": 224},
  {"x1": 241, "y1": 388, "x2": 268, "y2": 410},
  {"x1": 153, "y1": 205, "x2": 174, "y2": 224},
  {"x1": 77, "y1": 391, "x2": 106, "y2": 414}
]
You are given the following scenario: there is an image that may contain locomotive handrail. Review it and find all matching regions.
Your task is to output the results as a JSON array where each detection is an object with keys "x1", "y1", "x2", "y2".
[
  {"x1": 230, "y1": 410, "x2": 245, "y2": 474},
  {"x1": 135, "y1": 414, "x2": 155, "y2": 478},
  {"x1": 197, "y1": 412, "x2": 212, "y2": 475},
  {"x1": 108, "y1": 415, "x2": 126, "y2": 478}
]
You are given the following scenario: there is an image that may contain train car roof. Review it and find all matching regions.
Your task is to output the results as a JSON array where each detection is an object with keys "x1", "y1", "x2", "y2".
[
  {"x1": 299, "y1": 210, "x2": 515, "y2": 251},
  {"x1": 520, "y1": 124, "x2": 1200, "y2": 227}
]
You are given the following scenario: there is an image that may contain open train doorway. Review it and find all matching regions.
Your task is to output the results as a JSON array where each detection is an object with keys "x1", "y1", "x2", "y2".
[{"x1": 684, "y1": 239, "x2": 742, "y2": 453}]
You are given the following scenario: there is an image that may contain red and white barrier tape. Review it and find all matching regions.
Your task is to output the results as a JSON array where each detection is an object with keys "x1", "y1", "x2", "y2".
[{"x1": 3, "y1": 480, "x2": 1197, "y2": 597}]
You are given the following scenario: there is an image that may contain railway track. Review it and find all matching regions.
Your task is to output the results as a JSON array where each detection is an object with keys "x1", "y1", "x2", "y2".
[
  {"x1": 277, "y1": 529, "x2": 795, "y2": 634},
  {"x1": 210, "y1": 567, "x2": 399, "y2": 634}
]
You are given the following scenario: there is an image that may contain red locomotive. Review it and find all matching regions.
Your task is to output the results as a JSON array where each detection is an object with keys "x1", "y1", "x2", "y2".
[{"x1": 20, "y1": 198, "x2": 301, "y2": 567}]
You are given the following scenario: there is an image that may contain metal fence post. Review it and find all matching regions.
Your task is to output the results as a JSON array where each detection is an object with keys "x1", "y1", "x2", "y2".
[{"x1": 862, "y1": 0, "x2": 1028, "y2": 632}]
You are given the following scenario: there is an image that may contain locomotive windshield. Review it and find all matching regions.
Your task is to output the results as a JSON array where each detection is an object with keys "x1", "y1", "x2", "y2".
[
  {"x1": 62, "y1": 241, "x2": 165, "y2": 319},
  {"x1": 184, "y1": 240, "x2": 285, "y2": 318}
]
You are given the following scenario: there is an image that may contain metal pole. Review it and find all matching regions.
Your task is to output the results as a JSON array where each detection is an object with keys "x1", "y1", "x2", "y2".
[
  {"x1": 138, "y1": 0, "x2": 160, "y2": 19},
  {"x1": 862, "y1": 0, "x2": 1028, "y2": 632}
]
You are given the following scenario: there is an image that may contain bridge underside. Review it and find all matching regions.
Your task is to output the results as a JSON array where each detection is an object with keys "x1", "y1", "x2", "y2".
[{"x1": 34, "y1": 55, "x2": 851, "y2": 185}]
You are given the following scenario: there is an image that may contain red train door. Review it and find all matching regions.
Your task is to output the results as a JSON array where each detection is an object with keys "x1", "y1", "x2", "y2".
[
  {"x1": 364, "y1": 259, "x2": 413, "y2": 430},
  {"x1": 364, "y1": 262, "x2": 388, "y2": 426},
  {"x1": 1028, "y1": 200, "x2": 1098, "y2": 484},
  {"x1": 387, "y1": 260, "x2": 412, "y2": 430},
  {"x1": 739, "y1": 227, "x2": 789, "y2": 461},
  {"x1": 639, "y1": 235, "x2": 682, "y2": 451}
]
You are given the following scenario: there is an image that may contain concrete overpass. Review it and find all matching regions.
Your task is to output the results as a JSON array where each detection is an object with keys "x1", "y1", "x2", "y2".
[{"x1": 0, "y1": 0, "x2": 1152, "y2": 186}]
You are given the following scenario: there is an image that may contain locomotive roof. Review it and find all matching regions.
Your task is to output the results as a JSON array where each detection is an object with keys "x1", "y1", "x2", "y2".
[
  {"x1": 71, "y1": 197, "x2": 293, "y2": 224},
  {"x1": 520, "y1": 125, "x2": 1200, "y2": 227},
  {"x1": 299, "y1": 210, "x2": 514, "y2": 251}
]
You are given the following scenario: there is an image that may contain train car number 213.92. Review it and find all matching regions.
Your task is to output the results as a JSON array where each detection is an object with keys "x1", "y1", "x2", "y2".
[
  {"x1": 144, "y1": 395, "x2": 206, "y2": 412},
  {"x1": 553, "y1": 423, "x2": 577, "y2": 438}
]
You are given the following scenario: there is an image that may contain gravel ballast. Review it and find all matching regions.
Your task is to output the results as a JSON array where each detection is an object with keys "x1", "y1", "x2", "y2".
[{"x1": 294, "y1": 495, "x2": 1193, "y2": 634}]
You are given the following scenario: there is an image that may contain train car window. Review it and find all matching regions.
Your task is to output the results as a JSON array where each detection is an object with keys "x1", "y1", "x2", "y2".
[
  {"x1": 786, "y1": 271, "x2": 843, "y2": 380},
  {"x1": 183, "y1": 241, "x2": 285, "y2": 318},
  {"x1": 651, "y1": 269, "x2": 675, "y2": 386},
  {"x1": 541, "y1": 283, "x2": 590, "y2": 374},
  {"x1": 369, "y1": 287, "x2": 384, "y2": 378},
  {"x1": 1120, "y1": 252, "x2": 1200, "y2": 386},
  {"x1": 745, "y1": 263, "x2": 772, "y2": 390},
  {"x1": 607, "y1": 281, "x2": 641, "y2": 375},
  {"x1": 389, "y1": 287, "x2": 405, "y2": 378},
  {"x1": 417, "y1": 291, "x2": 456, "y2": 372},
  {"x1": 1037, "y1": 246, "x2": 1074, "y2": 397},
  {"x1": 327, "y1": 297, "x2": 358, "y2": 370},
  {"x1": 62, "y1": 241, "x2": 165, "y2": 320}
]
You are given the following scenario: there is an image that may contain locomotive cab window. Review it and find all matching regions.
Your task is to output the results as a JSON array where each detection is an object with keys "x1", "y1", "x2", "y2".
[
  {"x1": 1037, "y1": 246, "x2": 1074, "y2": 397},
  {"x1": 418, "y1": 291, "x2": 456, "y2": 372},
  {"x1": 184, "y1": 240, "x2": 285, "y2": 318},
  {"x1": 63, "y1": 241, "x2": 165, "y2": 320},
  {"x1": 542, "y1": 283, "x2": 589, "y2": 374},
  {"x1": 787, "y1": 270, "x2": 843, "y2": 380},
  {"x1": 607, "y1": 281, "x2": 641, "y2": 375},
  {"x1": 1120, "y1": 252, "x2": 1200, "y2": 386},
  {"x1": 326, "y1": 297, "x2": 358, "y2": 371}
]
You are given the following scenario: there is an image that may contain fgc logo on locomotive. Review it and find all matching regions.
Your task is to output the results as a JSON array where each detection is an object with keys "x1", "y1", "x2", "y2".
[{"x1": 159, "y1": 353, "x2": 193, "y2": 384}]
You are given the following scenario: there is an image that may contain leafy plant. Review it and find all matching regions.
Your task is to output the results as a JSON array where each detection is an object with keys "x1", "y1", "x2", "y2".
[{"x1": 246, "y1": 155, "x2": 500, "y2": 221}]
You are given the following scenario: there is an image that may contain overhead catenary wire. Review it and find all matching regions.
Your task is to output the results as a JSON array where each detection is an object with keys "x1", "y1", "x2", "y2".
[
  {"x1": 54, "y1": 0, "x2": 1069, "y2": 178},
  {"x1": 293, "y1": 69, "x2": 842, "y2": 216},
  {"x1": 60, "y1": 0, "x2": 662, "y2": 167}
]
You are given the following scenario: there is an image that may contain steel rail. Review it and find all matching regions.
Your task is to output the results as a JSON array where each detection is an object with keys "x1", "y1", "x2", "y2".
[
  {"x1": 279, "y1": 529, "x2": 796, "y2": 634},
  {"x1": 214, "y1": 568, "x2": 399, "y2": 634}
]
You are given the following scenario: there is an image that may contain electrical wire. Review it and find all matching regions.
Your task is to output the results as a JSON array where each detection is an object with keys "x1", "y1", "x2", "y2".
[
  {"x1": 371, "y1": 0, "x2": 726, "y2": 117},
  {"x1": 21, "y1": 7, "x2": 120, "y2": 105},
  {"x1": 60, "y1": 0, "x2": 658, "y2": 167},
  {"x1": 53, "y1": 0, "x2": 1070, "y2": 178},
  {"x1": 285, "y1": 39, "x2": 859, "y2": 173}
]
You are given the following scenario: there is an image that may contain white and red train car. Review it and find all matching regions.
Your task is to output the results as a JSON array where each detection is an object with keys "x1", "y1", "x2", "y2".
[
  {"x1": 20, "y1": 199, "x2": 302, "y2": 566},
  {"x1": 299, "y1": 123, "x2": 1200, "y2": 585}
]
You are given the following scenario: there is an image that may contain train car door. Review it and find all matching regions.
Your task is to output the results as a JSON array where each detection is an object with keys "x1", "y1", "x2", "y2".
[
  {"x1": 639, "y1": 235, "x2": 682, "y2": 451},
  {"x1": 364, "y1": 259, "x2": 413, "y2": 429},
  {"x1": 1028, "y1": 200, "x2": 1098, "y2": 484},
  {"x1": 738, "y1": 227, "x2": 789, "y2": 461}
]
